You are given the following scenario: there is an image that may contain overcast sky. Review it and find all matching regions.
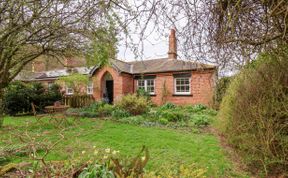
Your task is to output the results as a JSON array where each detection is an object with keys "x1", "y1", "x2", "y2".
[{"x1": 117, "y1": 30, "x2": 170, "y2": 61}]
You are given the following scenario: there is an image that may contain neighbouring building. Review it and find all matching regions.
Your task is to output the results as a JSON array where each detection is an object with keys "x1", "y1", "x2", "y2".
[{"x1": 16, "y1": 29, "x2": 217, "y2": 106}]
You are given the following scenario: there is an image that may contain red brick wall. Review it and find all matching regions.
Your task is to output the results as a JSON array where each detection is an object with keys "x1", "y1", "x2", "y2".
[
  {"x1": 122, "y1": 73, "x2": 134, "y2": 95},
  {"x1": 92, "y1": 66, "x2": 134, "y2": 102},
  {"x1": 91, "y1": 66, "x2": 216, "y2": 106},
  {"x1": 134, "y1": 70, "x2": 216, "y2": 106}
]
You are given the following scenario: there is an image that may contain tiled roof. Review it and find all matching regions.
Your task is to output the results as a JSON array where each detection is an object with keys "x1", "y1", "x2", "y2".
[
  {"x1": 36, "y1": 67, "x2": 92, "y2": 79},
  {"x1": 111, "y1": 59, "x2": 132, "y2": 73},
  {"x1": 89, "y1": 58, "x2": 216, "y2": 76},
  {"x1": 126, "y1": 58, "x2": 215, "y2": 74},
  {"x1": 14, "y1": 71, "x2": 46, "y2": 81},
  {"x1": 16, "y1": 67, "x2": 93, "y2": 81},
  {"x1": 16, "y1": 58, "x2": 216, "y2": 81}
]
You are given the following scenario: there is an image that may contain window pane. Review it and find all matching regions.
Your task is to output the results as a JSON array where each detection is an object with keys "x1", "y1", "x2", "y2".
[
  {"x1": 138, "y1": 80, "x2": 145, "y2": 88},
  {"x1": 146, "y1": 79, "x2": 154, "y2": 93},
  {"x1": 148, "y1": 87, "x2": 154, "y2": 93},
  {"x1": 175, "y1": 77, "x2": 190, "y2": 93}
]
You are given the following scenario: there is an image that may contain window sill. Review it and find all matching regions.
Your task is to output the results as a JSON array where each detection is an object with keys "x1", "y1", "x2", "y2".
[
  {"x1": 149, "y1": 94, "x2": 156, "y2": 97},
  {"x1": 172, "y1": 94, "x2": 193, "y2": 97}
]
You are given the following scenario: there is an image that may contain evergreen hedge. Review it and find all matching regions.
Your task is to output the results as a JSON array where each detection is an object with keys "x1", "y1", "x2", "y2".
[{"x1": 4, "y1": 81, "x2": 62, "y2": 115}]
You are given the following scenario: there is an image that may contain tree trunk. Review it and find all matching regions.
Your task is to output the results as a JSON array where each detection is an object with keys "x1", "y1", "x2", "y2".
[{"x1": 0, "y1": 88, "x2": 4, "y2": 127}]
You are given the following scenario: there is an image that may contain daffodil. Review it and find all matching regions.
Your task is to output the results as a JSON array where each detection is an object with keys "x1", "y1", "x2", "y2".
[
  {"x1": 141, "y1": 156, "x2": 145, "y2": 161},
  {"x1": 103, "y1": 155, "x2": 108, "y2": 159},
  {"x1": 105, "y1": 148, "x2": 111, "y2": 153},
  {"x1": 82, "y1": 151, "x2": 86, "y2": 154},
  {"x1": 112, "y1": 150, "x2": 117, "y2": 155}
]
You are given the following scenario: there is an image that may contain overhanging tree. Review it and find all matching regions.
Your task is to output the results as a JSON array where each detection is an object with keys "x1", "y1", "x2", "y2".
[
  {"x1": 0, "y1": 0, "x2": 124, "y2": 126},
  {"x1": 115, "y1": 0, "x2": 288, "y2": 71}
]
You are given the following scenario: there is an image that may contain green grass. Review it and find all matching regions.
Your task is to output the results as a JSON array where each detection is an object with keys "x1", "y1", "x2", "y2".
[{"x1": 0, "y1": 116, "x2": 245, "y2": 177}]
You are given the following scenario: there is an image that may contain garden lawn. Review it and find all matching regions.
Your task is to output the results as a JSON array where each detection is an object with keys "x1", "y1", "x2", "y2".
[{"x1": 0, "y1": 116, "x2": 244, "y2": 177}]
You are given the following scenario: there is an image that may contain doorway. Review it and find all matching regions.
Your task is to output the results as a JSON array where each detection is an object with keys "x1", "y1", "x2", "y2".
[{"x1": 106, "y1": 80, "x2": 113, "y2": 104}]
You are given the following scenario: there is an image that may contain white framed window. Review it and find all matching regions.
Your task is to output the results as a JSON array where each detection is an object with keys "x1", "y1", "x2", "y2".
[
  {"x1": 174, "y1": 77, "x2": 191, "y2": 94},
  {"x1": 66, "y1": 86, "x2": 74, "y2": 95},
  {"x1": 87, "y1": 80, "x2": 93, "y2": 95},
  {"x1": 138, "y1": 79, "x2": 145, "y2": 90},
  {"x1": 137, "y1": 79, "x2": 155, "y2": 94}
]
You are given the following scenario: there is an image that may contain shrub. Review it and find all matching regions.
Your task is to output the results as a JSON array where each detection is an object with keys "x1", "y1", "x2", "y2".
[
  {"x1": 79, "y1": 146, "x2": 149, "y2": 178},
  {"x1": 112, "y1": 108, "x2": 131, "y2": 119},
  {"x1": 136, "y1": 88, "x2": 151, "y2": 100},
  {"x1": 4, "y1": 81, "x2": 32, "y2": 115},
  {"x1": 79, "y1": 111, "x2": 99, "y2": 118},
  {"x1": 191, "y1": 104, "x2": 207, "y2": 112},
  {"x1": 87, "y1": 101, "x2": 106, "y2": 111},
  {"x1": 204, "y1": 109, "x2": 218, "y2": 116},
  {"x1": 3, "y1": 82, "x2": 62, "y2": 115},
  {"x1": 115, "y1": 94, "x2": 151, "y2": 115},
  {"x1": 97, "y1": 104, "x2": 114, "y2": 117},
  {"x1": 182, "y1": 104, "x2": 207, "y2": 114},
  {"x1": 157, "y1": 110, "x2": 187, "y2": 122},
  {"x1": 160, "y1": 102, "x2": 176, "y2": 110},
  {"x1": 213, "y1": 76, "x2": 232, "y2": 109},
  {"x1": 78, "y1": 163, "x2": 114, "y2": 178},
  {"x1": 190, "y1": 115, "x2": 210, "y2": 127},
  {"x1": 65, "y1": 102, "x2": 114, "y2": 118},
  {"x1": 218, "y1": 47, "x2": 288, "y2": 175},
  {"x1": 118, "y1": 115, "x2": 145, "y2": 125},
  {"x1": 159, "y1": 118, "x2": 169, "y2": 125}
]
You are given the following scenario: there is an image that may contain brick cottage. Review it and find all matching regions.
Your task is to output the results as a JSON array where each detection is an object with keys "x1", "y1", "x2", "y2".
[{"x1": 17, "y1": 29, "x2": 217, "y2": 106}]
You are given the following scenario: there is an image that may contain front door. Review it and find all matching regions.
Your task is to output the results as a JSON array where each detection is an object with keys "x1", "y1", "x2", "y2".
[{"x1": 106, "y1": 80, "x2": 113, "y2": 104}]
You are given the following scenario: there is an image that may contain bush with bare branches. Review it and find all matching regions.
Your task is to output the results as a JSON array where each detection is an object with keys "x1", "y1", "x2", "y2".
[{"x1": 218, "y1": 47, "x2": 288, "y2": 176}]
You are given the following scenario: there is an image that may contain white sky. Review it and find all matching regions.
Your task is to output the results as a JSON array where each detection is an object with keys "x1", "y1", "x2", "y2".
[{"x1": 117, "y1": 30, "x2": 170, "y2": 61}]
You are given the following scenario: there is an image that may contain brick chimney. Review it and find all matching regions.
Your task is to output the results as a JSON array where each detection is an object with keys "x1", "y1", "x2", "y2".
[{"x1": 168, "y1": 29, "x2": 177, "y2": 60}]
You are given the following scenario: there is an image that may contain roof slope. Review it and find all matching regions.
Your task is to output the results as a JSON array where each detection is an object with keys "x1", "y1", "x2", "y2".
[
  {"x1": 37, "y1": 67, "x2": 92, "y2": 79},
  {"x1": 89, "y1": 58, "x2": 215, "y2": 76},
  {"x1": 126, "y1": 58, "x2": 215, "y2": 74},
  {"x1": 16, "y1": 58, "x2": 216, "y2": 81},
  {"x1": 16, "y1": 67, "x2": 93, "y2": 81}
]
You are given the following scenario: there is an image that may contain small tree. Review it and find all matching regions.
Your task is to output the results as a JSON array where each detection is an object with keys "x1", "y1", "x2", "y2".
[{"x1": 57, "y1": 74, "x2": 89, "y2": 95}]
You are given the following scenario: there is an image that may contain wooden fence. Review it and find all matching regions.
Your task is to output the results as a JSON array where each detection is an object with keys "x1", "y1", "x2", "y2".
[{"x1": 62, "y1": 95, "x2": 95, "y2": 108}]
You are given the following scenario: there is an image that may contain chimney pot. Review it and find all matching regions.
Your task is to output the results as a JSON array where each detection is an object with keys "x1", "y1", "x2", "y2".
[{"x1": 168, "y1": 29, "x2": 177, "y2": 60}]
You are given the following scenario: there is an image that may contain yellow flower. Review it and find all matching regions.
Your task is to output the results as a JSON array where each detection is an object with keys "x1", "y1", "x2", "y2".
[
  {"x1": 103, "y1": 155, "x2": 108, "y2": 159},
  {"x1": 105, "y1": 148, "x2": 111, "y2": 153},
  {"x1": 93, "y1": 145, "x2": 96, "y2": 149},
  {"x1": 141, "y1": 156, "x2": 145, "y2": 161},
  {"x1": 82, "y1": 151, "x2": 86, "y2": 154}
]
